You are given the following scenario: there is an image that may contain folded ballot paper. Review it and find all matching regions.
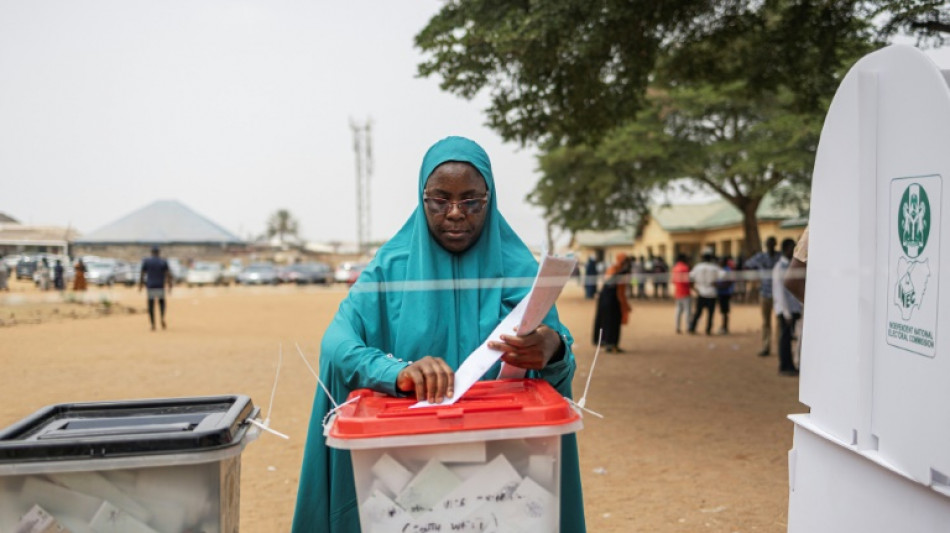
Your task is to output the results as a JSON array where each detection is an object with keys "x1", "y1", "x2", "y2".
[
  {"x1": 362, "y1": 451, "x2": 559, "y2": 532},
  {"x1": 413, "y1": 254, "x2": 577, "y2": 408},
  {"x1": 4, "y1": 465, "x2": 222, "y2": 533}
]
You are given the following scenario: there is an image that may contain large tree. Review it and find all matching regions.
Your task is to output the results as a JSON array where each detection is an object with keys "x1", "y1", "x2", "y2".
[
  {"x1": 418, "y1": 0, "x2": 878, "y2": 253},
  {"x1": 538, "y1": 81, "x2": 823, "y2": 255}
]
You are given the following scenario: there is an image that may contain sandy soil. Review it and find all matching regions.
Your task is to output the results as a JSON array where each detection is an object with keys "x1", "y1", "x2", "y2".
[{"x1": 0, "y1": 278, "x2": 803, "y2": 532}]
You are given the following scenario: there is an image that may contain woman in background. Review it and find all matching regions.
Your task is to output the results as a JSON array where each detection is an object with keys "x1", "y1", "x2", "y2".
[
  {"x1": 593, "y1": 254, "x2": 632, "y2": 352},
  {"x1": 73, "y1": 259, "x2": 87, "y2": 291}
]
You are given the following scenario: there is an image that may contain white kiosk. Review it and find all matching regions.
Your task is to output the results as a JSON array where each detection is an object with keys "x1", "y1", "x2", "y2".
[{"x1": 788, "y1": 45, "x2": 950, "y2": 531}]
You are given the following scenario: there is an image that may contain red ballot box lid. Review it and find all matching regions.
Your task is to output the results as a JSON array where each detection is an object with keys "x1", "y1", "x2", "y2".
[{"x1": 327, "y1": 379, "x2": 581, "y2": 441}]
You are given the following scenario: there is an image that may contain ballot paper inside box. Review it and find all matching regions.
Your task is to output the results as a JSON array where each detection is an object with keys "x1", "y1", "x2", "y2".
[
  {"x1": 0, "y1": 395, "x2": 258, "y2": 533},
  {"x1": 325, "y1": 379, "x2": 583, "y2": 533}
]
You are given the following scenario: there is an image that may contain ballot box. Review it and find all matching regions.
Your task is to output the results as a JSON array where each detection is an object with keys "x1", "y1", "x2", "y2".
[
  {"x1": 325, "y1": 379, "x2": 583, "y2": 533},
  {"x1": 0, "y1": 395, "x2": 258, "y2": 533}
]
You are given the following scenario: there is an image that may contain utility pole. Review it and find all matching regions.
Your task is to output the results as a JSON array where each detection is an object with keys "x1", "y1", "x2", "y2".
[{"x1": 350, "y1": 118, "x2": 373, "y2": 254}]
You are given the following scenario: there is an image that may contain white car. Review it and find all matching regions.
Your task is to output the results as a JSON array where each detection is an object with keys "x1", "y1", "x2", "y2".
[
  {"x1": 185, "y1": 262, "x2": 227, "y2": 287},
  {"x1": 334, "y1": 262, "x2": 367, "y2": 284}
]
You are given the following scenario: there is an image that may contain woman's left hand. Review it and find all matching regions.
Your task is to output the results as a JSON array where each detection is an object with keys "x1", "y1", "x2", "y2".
[{"x1": 488, "y1": 325, "x2": 561, "y2": 370}]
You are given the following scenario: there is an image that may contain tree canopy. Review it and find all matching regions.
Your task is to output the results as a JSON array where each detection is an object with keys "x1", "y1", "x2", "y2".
[{"x1": 416, "y1": 0, "x2": 936, "y2": 254}]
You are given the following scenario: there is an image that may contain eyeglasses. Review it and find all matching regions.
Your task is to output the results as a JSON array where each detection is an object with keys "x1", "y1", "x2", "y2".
[{"x1": 422, "y1": 190, "x2": 490, "y2": 215}]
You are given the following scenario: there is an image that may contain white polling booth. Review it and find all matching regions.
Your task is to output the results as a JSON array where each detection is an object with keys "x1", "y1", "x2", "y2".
[{"x1": 788, "y1": 44, "x2": 950, "y2": 531}]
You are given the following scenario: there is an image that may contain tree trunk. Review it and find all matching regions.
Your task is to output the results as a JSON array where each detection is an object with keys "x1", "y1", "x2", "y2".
[
  {"x1": 741, "y1": 201, "x2": 762, "y2": 258},
  {"x1": 545, "y1": 221, "x2": 554, "y2": 254}
]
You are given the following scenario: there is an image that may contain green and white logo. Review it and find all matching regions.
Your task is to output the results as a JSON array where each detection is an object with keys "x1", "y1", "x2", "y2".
[
  {"x1": 898, "y1": 183, "x2": 930, "y2": 258},
  {"x1": 887, "y1": 175, "x2": 941, "y2": 358}
]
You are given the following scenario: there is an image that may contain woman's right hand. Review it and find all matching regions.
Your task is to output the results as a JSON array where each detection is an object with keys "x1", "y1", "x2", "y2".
[{"x1": 396, "y1": 356, "x2": 455, "y2": 403}]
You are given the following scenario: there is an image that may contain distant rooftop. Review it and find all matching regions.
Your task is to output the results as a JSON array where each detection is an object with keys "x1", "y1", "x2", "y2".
[
  {"x1": 0, "y1": 223, "x2": 79, "y2": 245},
  {"x1": 651, "y1": 194, "x2": 803, "y2": 233},
  {"x1": 575, "y1": 228, "x2": 635, "y2": 248},
  {"x1": 73, "y1": 200, "x2": 243, "y2": 245},
  {"x1": 574, "y1": 193, "x2": 806, "y2": 247}
]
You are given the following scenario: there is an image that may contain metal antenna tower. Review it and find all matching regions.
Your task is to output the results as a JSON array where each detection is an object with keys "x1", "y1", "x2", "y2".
[{"x1": 350, "y1": 118, "x2": 373, "y2": 253}]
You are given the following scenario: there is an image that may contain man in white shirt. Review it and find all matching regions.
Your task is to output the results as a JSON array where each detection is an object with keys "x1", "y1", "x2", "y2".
[
  {"x1": 773, "y1": 238, "x2": 804, "y2": 376},
  {"x1": 688, "y1": 252, "x2": 724, "y2": 335}
]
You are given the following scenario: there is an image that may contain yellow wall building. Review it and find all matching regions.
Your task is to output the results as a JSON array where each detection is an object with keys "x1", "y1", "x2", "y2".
[{"x1": 574, "y1": 195, "x2": 807, "y2": 265}]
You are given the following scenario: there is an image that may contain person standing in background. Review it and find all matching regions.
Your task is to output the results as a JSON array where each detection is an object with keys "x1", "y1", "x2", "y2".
[
  {"x1": 139, "y1": 246, "x2": 173, "y2": 331},
  {"x1": 53, "y1": 260, "x2": 65, "y2": 291},
  {"x1": 652, "y1": 256, "x2": 669, "y2": 299},
  {"x1": 0, "y1": 257, "x2": 8, "y2": 291},
  {"x1": 744, "y1": 237, "x2": 781, "y2": 356},
  {"x1": 688, "y1": 252, "x2": 723, "y2": 336},
  {"x1": 37, "y1": 258, "x2": 51, "y2": 291},
  {"x1": 584, "y1": 255, "x2": 598, "y2": 299},
  {"x1": 593, "y1": 254, "x2": 632, "y2": 353},
  {"x1": 784, "y1": 226, "x2": 809, "y2": 303},
  {"x1": 73, "y1": 259, "x2": 87, "y2": 291},
  {"x1": 773, "y1": 238, "x2": 803, "y2": 376},
  {"x1": 671, "y1": 254, "x2": 692, "y2": 333},
  {"x1": 635, "y1": 256, "x2": 648, "y2": 299},
  {"x1": 716, "y1": 256, "x2": 736, "y2": 334}
]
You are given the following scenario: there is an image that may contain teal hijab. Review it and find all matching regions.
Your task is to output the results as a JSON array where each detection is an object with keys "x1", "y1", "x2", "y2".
[
  {"x1": 292, "y1": 136, "x2": 584, "y2": 532},
  {"x1": 386, "y1": 135, "x2": 542, "y2": 368}
]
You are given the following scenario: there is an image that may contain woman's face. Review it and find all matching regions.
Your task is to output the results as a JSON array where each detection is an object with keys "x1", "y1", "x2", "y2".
[{"x1": 423, "y1": 162, "x2": 489, "y2": 254}]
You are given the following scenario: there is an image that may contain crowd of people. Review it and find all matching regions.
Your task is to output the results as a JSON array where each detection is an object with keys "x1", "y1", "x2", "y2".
[{"x1": 586, "y1": 230, "x2": 807, "y2": 377}]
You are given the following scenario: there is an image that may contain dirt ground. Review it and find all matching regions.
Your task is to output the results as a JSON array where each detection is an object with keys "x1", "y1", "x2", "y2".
[{"x1": 0, "y1": 278, "x2": 804, "y2": 532}]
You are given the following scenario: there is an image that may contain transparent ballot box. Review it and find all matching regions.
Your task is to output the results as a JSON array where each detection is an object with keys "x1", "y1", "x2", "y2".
[
  {"x1": 0, "y1": 395, "x2": 258, "y2": 533},
  {"x1": 325, "y1": 379, "x2": 583, "y2": 533}
]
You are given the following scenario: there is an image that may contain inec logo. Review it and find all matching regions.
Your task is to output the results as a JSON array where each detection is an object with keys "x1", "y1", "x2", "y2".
[
  {"x1": 887, "y1": 176, "x2": 940, "y2": 357},
  {"x1": 898, "y1": 183, "x2": 930, "y2": 258},
  {"x1": 894, "y1": 182, "x2": 932, "y2": 321}
]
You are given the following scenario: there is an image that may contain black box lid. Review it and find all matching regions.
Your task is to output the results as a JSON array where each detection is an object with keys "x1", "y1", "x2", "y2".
[{"x1": 0, "y1": 395, "x2": 257, "y2": 462}]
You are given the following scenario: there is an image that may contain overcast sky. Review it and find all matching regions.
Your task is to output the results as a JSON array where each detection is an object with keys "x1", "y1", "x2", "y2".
[{"x1": 2, "y1": 1, "x2": 949, "y2": 250}]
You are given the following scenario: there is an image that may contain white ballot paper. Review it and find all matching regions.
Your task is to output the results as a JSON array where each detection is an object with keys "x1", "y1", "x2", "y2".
[{"x1": 412, "y1": 254, "x2": 577, "y2": 408}]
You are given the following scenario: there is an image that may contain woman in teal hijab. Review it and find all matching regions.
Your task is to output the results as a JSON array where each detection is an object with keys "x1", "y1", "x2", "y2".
[{"x1": 292, "y1": 136, "x2": 586, "y2": 532}]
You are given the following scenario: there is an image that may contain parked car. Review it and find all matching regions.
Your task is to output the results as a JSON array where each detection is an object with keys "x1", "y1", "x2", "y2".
[
  {"x1": 185, "y1": 261, "x2": 228, "y2": 287},
  {"x1": 113, "y1": 260, "x2": 138, "y2": 286},
  {"x1": 15, "y1": 256, "x2": 39, "y2": 280},
  {"x1": 2, "y1": 254, "x2": 22, "y2": 272},
  {"x1": 345, "y1": 262, "x2": 368, "y2": 285},
  {"x1": 84, "y1": 259, "x2": 118, "y2": 286},
  {"x1": 334, "y1": 262, "x2": 368, "y2": 284},
  {"x1": 223, "y1": 258, "x2": 243, "y2": 284},
  {"x1": 236, "y1": 263, "x2": 279, "y2": 285},
  {"x1": 280, "y1": 262, "x2": 332, "y2": 285},
  {"x1": 166, "y1": 258, "x2": 187, "y2": 284}
]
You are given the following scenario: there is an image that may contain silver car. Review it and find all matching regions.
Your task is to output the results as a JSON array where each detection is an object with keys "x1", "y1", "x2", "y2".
[
  {"x1": 186, "y1": 261, "x2": 228, "y2": 287},
  {"x1": 113, "y1": 261, "x2": 138, "y2": 286},
  {"x1": 84, "y1": 259, "x2": 118, "y2": 286},
  {"x1": 236, "y1": 263, "x2": 279, "y2": 285}
]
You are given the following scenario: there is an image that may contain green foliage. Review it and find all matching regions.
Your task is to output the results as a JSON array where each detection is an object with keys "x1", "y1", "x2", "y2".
[
  {"x1": 871, "y1": 0, "x2": 950, "y2": 45},
  {"x1": 529, "y1": 143, "x2": 652, "y2": 233},
  {"x1": 266, "y1": 209, "x2": 299, "y2": 243},
  {"x1": 533, "y1": 78, "x2": 821, "y2": 251},
  {"x1": 416, "y1": 0, "x2": 716, "y2": 145}
]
